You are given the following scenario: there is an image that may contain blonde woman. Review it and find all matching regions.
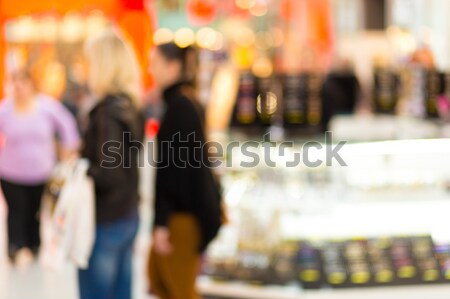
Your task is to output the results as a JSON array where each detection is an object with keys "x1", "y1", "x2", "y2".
[{"x1": 79, "y1": 30, "x2": 144, "y2": 299}]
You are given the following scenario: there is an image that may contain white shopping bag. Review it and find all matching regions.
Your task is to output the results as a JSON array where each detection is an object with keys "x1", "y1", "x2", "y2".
[
  {"x1": 69, "y1": 160, "x2": 95, "y2": 268},
  {"x1": 40, "y1": 159, "x2": 95, "y2": 270}
]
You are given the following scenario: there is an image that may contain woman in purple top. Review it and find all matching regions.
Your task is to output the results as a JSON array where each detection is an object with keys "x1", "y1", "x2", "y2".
[{"x1": 0, "y1": 68, "x2": 80, "y2": 265}]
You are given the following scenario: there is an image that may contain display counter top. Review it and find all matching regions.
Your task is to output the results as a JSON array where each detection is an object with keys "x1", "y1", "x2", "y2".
[
  {"x1": 330, "y1": 115, "x2": 441, "y2": 141},
  {"x1": 199, "y1": 277, "x2": 450, "y2": 299},
  {"x1": 203, "y1": 138, "x2": 450, "y2": 298}
]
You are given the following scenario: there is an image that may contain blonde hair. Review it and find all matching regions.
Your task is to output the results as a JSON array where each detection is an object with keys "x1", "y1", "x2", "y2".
[{"x1": 85, "y1": 29, "x2": 141, "y2": 104}]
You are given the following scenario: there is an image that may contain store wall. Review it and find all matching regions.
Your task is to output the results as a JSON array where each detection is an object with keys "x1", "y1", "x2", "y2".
[
  {"x1": 331, "y1": 0, "x2": 363, "y2": 35},
  {"x1": 388, "y1": 0, "x2": 450, "y2": 70},
  {"x1": 0, "y1": 22, "x2": 4, "y2": 98}
]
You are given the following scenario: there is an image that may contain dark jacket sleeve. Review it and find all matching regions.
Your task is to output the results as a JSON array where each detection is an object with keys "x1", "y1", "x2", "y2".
[
  {"x1": 153, "y1": 102, "x2": 179, "y2": 227},
  {"x1": 181, "y1": 103, "x2": 223, "y2": 252},
  {"x1": 154, "y1": 95, "x2": 222, "y2": 251},
  {"x1": 154, "y1": 96, "x2": 205, "y2": 227},
  {"x1": 153, "y1": 140, "x2": 176, "y2": 227}
]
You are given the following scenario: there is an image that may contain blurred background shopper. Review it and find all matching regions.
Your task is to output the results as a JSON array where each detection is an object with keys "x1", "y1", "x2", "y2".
[
  {"x1": 148, "y1": 42, "x2": 222, "y2": 299},
  {"x1": 0, "y1": 67, "x2": 80, "y2": 266},
  {"x1": 79, "y1": 30, "x2": 144, "y2": 299},
  {"x1": 321, "y1": 57, "x2": 361, "y2": 130}
]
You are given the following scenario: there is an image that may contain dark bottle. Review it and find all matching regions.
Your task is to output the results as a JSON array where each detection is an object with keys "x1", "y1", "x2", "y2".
[
  {"x1": 373, "y1": 68, "x2": 400, "y2": 114},
  {"x1": 322, "y1": 241, "x2": 349, "y2": 288},
  {"x1": 282, "y1": 73, "x2": 308, "y2": 128},
  {"x1": 297, "y1": 241, "x2": 325, "y2": 289},
  {"x1": 343, "y1": 239, "x2": 372, "y2": 287},
  {"x1": 306, "y1": 73, "x2": 323, "y2": 128},
  {"x1": 230, "y1": 71, "x2": 257, "y2": 127},
  {"x1": 424, "y1": 70, "x2": 445, "y2": 118}
]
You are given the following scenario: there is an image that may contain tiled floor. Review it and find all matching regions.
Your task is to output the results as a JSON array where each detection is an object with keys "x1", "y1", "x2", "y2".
[
  {"x1": 0, "y1": 155, "x2": 157, "y2": 299},
  {"x1": 1, "y1": 263, "x2": 79, "y2": 299},
  {"x1": 0, "y1": 231, "x2": 156, "y2": 299}
]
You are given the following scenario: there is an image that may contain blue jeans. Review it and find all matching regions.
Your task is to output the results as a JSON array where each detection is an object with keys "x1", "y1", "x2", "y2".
[{"x1": 78, "y1": 213, "x2": 139, "y2": 299}]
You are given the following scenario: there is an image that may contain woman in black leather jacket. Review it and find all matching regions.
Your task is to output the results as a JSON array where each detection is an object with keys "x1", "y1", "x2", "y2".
[{"x1": 78, "y1": 30, "x2": 144, "y2": 299}]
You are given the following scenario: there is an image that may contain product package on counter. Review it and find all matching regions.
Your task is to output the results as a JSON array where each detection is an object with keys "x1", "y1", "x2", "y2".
[{"x1": 202, "y1": 235, "x2": 450, "y2": 290}]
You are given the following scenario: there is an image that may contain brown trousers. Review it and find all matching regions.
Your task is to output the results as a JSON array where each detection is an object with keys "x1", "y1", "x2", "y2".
[{"x1": 148, "y1": 214, "x2": 201, "y2": 299}]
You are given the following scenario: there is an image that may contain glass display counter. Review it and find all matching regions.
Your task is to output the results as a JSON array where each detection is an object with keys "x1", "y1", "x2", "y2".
[{"x1": 200, "y1": 138, "x2": 450, "y2": 298}]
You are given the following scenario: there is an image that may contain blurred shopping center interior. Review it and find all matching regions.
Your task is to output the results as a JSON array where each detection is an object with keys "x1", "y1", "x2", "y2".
[{"x1": 2, "y1": 0, "x2": 450, "y2": 298}]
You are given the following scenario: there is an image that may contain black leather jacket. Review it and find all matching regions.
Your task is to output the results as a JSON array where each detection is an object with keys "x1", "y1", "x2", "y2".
[{"x1": 82, "y1": 93, "x2": 144, "y2": 223}]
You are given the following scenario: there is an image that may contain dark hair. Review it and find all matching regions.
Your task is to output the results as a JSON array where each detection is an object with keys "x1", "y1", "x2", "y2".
[{"x1": 156, "y1": 42, "x2": 198, "y2": 84}]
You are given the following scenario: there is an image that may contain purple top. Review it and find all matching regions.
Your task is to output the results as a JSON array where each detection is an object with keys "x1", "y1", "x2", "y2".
[{"x1": 0, "y1": 94, "x2": 80, "y2": 185}]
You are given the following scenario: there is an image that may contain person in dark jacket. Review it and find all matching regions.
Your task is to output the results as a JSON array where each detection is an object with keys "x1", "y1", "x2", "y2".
[
  {"x1": 78, "y1": 30, "x2": 144, "y2": 299},
  {"x1": 321, "y1": 58, "x2": 360, "y2": 130},
  {"x1": 147, "y1": 43, "x2": 222, "y2": 299}
]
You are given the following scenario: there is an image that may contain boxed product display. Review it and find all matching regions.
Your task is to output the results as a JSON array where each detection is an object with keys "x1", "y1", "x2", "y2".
[{"x1": 204, "y1": 235, "x2": 450, "y2": 290}]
